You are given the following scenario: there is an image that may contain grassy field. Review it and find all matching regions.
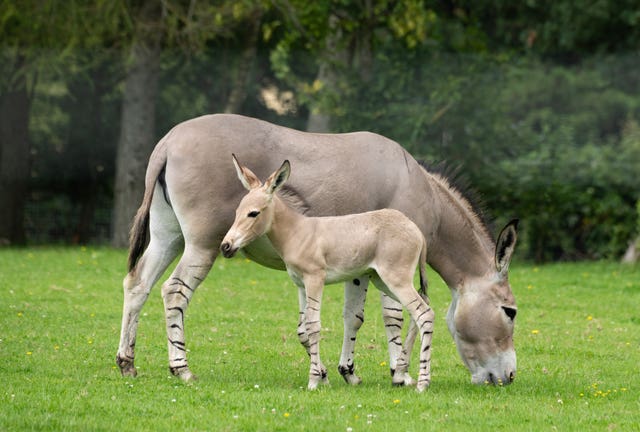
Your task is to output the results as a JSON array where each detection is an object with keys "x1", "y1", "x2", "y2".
[{"x1": 1, "y1": 247, "x2": 639, "y2": 431}]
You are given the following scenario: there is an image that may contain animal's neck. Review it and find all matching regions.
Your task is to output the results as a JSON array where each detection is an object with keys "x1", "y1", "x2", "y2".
[
  {"x1": 428, "y1": 178, "x2": 495, "y2": 288},
  {"x1": 265, "y1": 196, "x2": 310, "y2": 256}
]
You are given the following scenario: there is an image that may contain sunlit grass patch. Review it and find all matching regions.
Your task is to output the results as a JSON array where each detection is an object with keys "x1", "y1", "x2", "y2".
[{"x1": 1, "y1": 248, "x2": 639, "y2": 430}]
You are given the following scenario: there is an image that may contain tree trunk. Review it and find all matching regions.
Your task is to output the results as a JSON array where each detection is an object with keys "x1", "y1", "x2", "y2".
[
  {"x1": 111, "y1": 40, "x2": 161, "y2": 247},
  {"x1": 306, "y1": 60, "x2": 333, "y2": 133},
  {"x1": 0, "y1": 55, "x2": 32, "y2": 245},
  {"x1": 224, "y1": 9, "x2": 263, "y2": 114},
  {"x1": 306, "y1": 9, "x2": 373, "y2": 133},
  {"x1": 622, "y1": 236, "x2": 640, "y2": 263},
  {"x1": 306, "y1": 14, "x2": 346, "y2": 133}
]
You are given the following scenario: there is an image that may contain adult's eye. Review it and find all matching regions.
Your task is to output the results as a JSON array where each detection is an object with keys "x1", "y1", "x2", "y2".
[
  {"x1": 502, "y1": 306, "x2": 517, "y2": 321},
  {"x1": 247, "y1": 210, "x2": 260, "y2": 218}
]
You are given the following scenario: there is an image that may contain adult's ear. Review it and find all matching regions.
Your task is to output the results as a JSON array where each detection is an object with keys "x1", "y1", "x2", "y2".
[
  {"x1": 232, "y1": 154, "x2": 262, "y2": 190},
  {"x1": 495, "y1": 219, "x2": 519, "y2": 279},
  {"x1": 264, "y1": 160, "x2": 290, "y2": 195}
]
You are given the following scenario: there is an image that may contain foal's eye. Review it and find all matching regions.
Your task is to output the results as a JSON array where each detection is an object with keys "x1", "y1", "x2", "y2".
[
  {"x1": 247, "y1": 210, "x2": 260, "y2": 218},
  {"x1": 502, "y1": 307, "x2": 517, "y2": 321}
]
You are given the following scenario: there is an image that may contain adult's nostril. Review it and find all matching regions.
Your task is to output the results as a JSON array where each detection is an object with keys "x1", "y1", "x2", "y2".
[
  {"x1": 509, "y1": 371, "x2": 515, "y2": 383},
  {"x1": 221, "y1": 242, "x2": 230, "y2": 253}
]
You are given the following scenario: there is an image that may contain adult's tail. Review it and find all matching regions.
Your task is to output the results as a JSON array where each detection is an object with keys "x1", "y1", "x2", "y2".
[{"x1": 127, "y1": 140, "x2": 169, "y2": 273}]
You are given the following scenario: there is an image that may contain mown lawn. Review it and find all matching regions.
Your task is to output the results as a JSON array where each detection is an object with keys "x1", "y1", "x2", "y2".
[{"x1": 1, "y1": 247, "x2": 638, "y2": 431}]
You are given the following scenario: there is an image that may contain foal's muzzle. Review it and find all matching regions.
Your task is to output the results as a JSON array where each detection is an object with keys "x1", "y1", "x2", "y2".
[{"x1": 220, "y1": 242, "x2": 237, "y2": 258}]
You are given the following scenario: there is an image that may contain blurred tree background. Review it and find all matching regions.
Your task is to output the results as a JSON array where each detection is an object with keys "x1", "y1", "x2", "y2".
[{"x1": 1, "y1": 0, "x2": 639, "y2": 262}]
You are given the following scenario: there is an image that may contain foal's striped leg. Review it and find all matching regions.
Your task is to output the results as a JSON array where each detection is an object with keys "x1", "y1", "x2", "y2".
[
  {"x1": 338, "y1": 276, "x2": 369, "y2": 385},
  {"x1": 405, "y1": 294, "x2": 434, "y2": 392},
  {"x1": 302, "y1": 275, "x2": 328, "y2": 390},
  {"x1": 373, "y1": 277, "x2": 434, "y2": 392},
  {"x1": 161, "y1": 245, "x2": 215, "y2": 382}
]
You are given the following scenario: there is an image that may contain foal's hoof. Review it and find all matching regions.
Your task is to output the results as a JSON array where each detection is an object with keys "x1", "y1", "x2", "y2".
[
  {"x1": 392, "y1": 371, "x2": 415, "y2": 387},
  {"x1": 170, "y1": 365, "x2": 198, "y2": 383},
  {"x1": 338, "y1": 365, "x2": 362, "y2": 385},
  {"x1": 307, "y1": 373, "x2": 330, "y2": 390},
  {"x1": 343, "y1": 374, "x2": 362, "y2": 386},
  {"x1": 116, "y1": 355, "x2": 137, "y2": 377},
  {"x1": 416, "y1": 378, "x2": 431, "y2": 393}
]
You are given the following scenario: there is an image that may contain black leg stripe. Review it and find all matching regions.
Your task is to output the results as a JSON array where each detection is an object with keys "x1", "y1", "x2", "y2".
[
  {"x1": 170, "y1": 278, "x2": 194, "y2": 292},
  {"x1": 167, "y1": 290, "x2": 189, "y2": 302},
  {"x1": 169, "y1": 339, "x2": 186, "y2": 351}
]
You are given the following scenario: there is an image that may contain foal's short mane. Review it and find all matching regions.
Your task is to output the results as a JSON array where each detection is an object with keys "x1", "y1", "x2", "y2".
[
  {"x1": 279, "y1": 184, "x2": 311, "y2": 215},
  {"x1": 418, "y1": 161, "x2": 495, "y2": 240}
]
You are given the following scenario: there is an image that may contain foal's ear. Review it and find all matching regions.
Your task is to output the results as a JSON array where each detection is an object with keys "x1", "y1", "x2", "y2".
[
  {"x1": 495, "y1": 219, "x2": 519, "y2": 279},
  {"x1": 264, "y1": 160, "x2": 291, "y2": 195},
  {"x1": 232, "y1": 154, "x2": 262, "y2": 190}
]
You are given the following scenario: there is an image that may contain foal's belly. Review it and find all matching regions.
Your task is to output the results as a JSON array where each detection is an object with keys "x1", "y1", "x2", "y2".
[{"x1": 324, "y1": 265, "x2": 373, "y2": 285}]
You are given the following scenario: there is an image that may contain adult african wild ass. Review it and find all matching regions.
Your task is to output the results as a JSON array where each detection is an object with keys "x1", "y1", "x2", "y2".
[
  {"x1": 221, "y1": 156, "x2": 434, "y2": 391},
  {"x1": 116, "y1": 113, "x2": 519, "y2": 386}
]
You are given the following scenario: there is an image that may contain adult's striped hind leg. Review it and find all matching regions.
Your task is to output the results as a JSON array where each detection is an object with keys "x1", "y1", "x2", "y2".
[
  {"x1": 380, "y1": 293, "x2": 411, "y2": 383},
  {"x1": 116, "y1": 184, "x2": 183, "y2": 377},
  {"x1": 161, "y1": 244, "x2": 216, "y2": 381}
]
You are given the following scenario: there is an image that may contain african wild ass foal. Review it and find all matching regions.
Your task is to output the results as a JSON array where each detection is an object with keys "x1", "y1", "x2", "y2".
[{"x1": 220, "y1": 155, "x2": 434, "y2": 391}]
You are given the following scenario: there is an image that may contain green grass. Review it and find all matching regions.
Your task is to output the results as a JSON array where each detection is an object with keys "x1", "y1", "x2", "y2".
[{"x1": 1, "y1": 247, "x2": 639, "y2": 431}]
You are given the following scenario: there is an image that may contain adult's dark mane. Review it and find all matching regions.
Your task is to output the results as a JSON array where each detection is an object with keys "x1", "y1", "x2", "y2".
[{"x1": 418, "y1": 160, "x2": 495, "y2": 238}]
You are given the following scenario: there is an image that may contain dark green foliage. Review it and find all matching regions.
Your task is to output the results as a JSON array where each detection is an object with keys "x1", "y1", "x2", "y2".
[
  {"x1": 329, "y1": 52, "x2": 640, "y2": 261},
  {"x1": 5, "y1": 0, "x2": 640, "y2": 260}
]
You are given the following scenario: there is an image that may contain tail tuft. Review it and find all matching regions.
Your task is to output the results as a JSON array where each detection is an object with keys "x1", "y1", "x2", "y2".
[
  {"x1": 125, "y1": 139, "x2": 169, "y2": 273},
  {"x1": 127, "y1": 206, "x2": 150, "y2": 272}
]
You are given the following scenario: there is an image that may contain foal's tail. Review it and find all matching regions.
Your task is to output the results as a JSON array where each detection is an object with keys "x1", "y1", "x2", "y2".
[
  {"x1": 418, "y1": 235, "x2": 429, "y2": 300},
  {"x1": 127, "y1": 140, "x2": 169, "y2": 273}
]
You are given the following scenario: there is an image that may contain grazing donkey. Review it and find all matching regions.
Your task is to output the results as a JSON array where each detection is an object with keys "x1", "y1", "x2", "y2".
[
  {"x1": 116, "y1": 114, "x2": 519, "y2": 387},
  {"x1": 220, "y1": 155, "x2": 435, "y2": 391}
]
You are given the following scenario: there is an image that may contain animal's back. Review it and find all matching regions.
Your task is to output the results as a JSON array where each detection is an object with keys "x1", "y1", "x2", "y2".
[
  {"x1": 314, "y1": 208, "x2": 424, "y2": 282},
  {"x1": 150, "y1": 114, "x2": 439, "y2": 259},
  {"x1": 164, "y1": 114, "x2": 432, "y2": 215}
]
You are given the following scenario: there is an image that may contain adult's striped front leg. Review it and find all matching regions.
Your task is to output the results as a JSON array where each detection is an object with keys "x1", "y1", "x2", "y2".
[
  {"x1": 381, "y1": 293, "x2": 415, "y2": 386},
  {"x1": 161, "y1": 246, "x2": 215, "y2": 382},
  {"x1": 338, "y1": 276, "x2": 369, "y2": 385}
]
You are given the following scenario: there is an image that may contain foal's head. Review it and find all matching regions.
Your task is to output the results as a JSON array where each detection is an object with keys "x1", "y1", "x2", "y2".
[{"x1": 220, "y1": 155, "x2": 290, "y2": 258}]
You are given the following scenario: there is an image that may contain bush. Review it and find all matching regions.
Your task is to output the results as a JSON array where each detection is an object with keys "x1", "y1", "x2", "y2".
[{"x1": 331, "y1": 53, "x2": 640, "y2": 261}]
